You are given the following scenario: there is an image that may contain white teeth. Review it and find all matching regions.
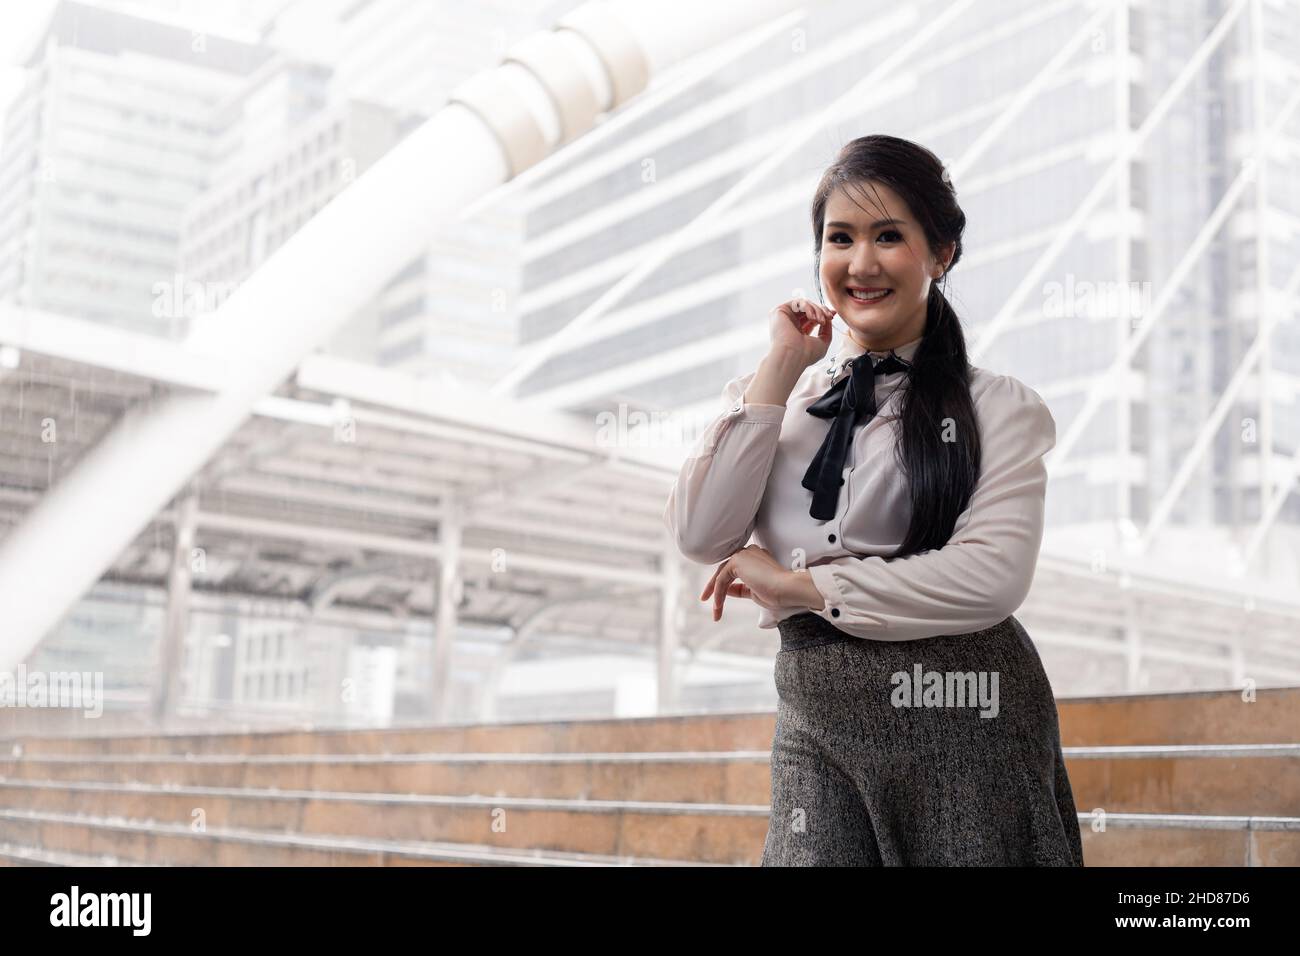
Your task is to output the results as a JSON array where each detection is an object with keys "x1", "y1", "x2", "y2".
[{"x1": 848, "y1": 289, "x2": 891, "y2": 301}]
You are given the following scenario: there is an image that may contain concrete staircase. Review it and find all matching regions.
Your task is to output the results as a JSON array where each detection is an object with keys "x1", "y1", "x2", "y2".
[
  {"x1": 0, "y1": 688, "x2": 1295, "y2": 866},
  {"x1": 1060, "y1": 687, "x2": 1300, "y2": 866}
]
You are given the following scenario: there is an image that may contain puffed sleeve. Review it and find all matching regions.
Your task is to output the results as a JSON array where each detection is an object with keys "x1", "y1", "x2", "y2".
[
  {"x1": 802, "y1": 373, "x2": 1056, "y2": 640},
  {"x1": 663, "y1": 370, "x2": 786, "y2": 564}
]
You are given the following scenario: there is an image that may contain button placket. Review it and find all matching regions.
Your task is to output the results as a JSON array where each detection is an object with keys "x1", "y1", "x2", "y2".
[{"x1": 828, "y1": 464, "x2": 852, "y2": 548}]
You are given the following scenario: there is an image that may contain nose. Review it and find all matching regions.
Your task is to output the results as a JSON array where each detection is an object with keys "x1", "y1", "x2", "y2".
[{"x1": 849, "y1": 241, "x2": 882, "y2": 279}]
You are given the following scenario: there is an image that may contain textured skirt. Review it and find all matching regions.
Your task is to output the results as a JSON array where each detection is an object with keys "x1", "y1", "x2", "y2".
[{"x1": 761, "y1": 611, "x2": 1085, "y2": 866}]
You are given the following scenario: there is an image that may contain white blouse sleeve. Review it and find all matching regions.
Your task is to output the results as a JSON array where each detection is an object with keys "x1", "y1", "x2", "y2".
[
  {"x1": 663, "y1": 370, "x2": 787, "y2": 564},
  {"x1": 802, "y1": 373, "x2": 1056, "y2": 641}
]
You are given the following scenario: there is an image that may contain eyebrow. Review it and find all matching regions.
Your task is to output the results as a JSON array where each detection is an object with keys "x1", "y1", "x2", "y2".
[{"x1": 826, "y1": 219, "x2": 905, "y2": 230}]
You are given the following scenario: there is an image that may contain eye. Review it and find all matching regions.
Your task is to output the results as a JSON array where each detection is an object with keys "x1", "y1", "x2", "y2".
[
  {"x1": 827, "y1": 231, "x2": 850, "y2": 244},
  {"x1": 877, "y1": 229, "x2": 902, "y2": 243}
]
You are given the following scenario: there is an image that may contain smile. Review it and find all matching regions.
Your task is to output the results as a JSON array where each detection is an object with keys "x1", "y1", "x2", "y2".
[{"x1": 846, "y1": 288, "x2": 892, "y2": 303}]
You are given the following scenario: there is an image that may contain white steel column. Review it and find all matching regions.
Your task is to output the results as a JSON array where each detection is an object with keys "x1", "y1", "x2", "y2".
[
  {"x1": 153, "y1": 487, "x2": 198, "y2": 724},
  {"x1": 1229, "y1": 625, "x2": 1246, "y2": 688},
  {"x1": 658, "y1": 543, "x2": 682, "y2": 714},
  {"x1": 1123, "y1": 589, "x2": 1143, "y2": 692},
  {"x1": 432, "y1": 503, "x2": 462, "y2": 724},
  {"x1": 1250, "y1": 0, "x2": 1272, "y2": 571},
  {"x1": 1115, "y1": 0, "x2": 1133, "y2": 529},
  {"x1": 0, "y1": 0, "x2": 808, "y2": 672}
]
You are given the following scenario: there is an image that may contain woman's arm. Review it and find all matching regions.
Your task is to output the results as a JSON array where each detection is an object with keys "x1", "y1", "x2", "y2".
[
  {"x1": 662, "y1": 353, "x2": 799, "y2": 564},
  {"x1": 666, "y1": 302, "x2": 831, "y2": 565},
  {"x1": 744, "y1": 346, "x2": 808, "y2": 405},
  {"x1": 790, "y1": 374, "x2": 1056, "y2": 640}
]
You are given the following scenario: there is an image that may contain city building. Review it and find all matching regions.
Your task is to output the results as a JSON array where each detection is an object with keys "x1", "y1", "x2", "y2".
[{"x1": 0, "y1": 0, "x2": 270, "y2": 335}]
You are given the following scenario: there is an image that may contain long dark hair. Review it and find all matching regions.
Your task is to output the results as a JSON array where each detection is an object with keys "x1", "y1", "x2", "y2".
[{"x1": 811, "y1": 134, "x2": 979, "y2": 558}]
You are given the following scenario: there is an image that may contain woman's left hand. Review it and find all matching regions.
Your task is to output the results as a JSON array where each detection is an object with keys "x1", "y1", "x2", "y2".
[{"x1": 699, "y1": 545, "x2": 794, "y2": 622}]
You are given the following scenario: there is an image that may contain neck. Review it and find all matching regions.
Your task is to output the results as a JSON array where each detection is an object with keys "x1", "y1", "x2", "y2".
[
  {"x1": 845, "y1": 324, "x2": 924, "y2": 355},
  {"x1": 847, "y1": 320, "x2": 925, "y2": 354}
]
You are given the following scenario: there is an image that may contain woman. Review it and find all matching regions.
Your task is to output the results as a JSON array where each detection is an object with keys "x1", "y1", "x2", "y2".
[{"x1": 663, "y1": 134, "x2": 1084, "y2": 866}]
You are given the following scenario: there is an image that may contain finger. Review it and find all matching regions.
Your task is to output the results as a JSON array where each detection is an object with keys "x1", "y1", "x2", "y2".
[
  {"x1": 792, "y1": 301, "x2": 828, "y2": 332},
  {"x1": 817, "y1": 312, "x2": 834, "y2": 341},
  {"x1": 700, "y1": 560, "x2": 727, "y2": 601},
  {"x1": 712, "y1": 564, "x2": 736, "y2": 621},
  {"x1": 726, "y1": 581, "x2": 752, "y2": 599}
]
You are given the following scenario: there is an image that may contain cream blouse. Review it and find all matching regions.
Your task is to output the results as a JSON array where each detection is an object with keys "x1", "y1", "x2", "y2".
[{"x1": 662, "y1": 332, "x2": 1057, "y2": 641}]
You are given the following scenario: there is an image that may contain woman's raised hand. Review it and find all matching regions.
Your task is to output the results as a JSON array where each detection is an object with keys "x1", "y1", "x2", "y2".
[{"x1": 768, "y1": 297, "x2": 835, "y2": 367}]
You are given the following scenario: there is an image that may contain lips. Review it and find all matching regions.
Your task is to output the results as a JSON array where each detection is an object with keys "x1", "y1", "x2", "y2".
[{"x1": 846, "y1": 287, "x2": 893, "y2": 303}]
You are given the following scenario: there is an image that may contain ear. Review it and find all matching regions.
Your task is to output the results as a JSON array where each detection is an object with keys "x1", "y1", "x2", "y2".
[{"x1": 934, "y1": 242, "x2": 955, "y2": 278}]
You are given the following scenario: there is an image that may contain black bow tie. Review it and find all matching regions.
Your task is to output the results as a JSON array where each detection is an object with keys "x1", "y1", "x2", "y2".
[{"x1": 801, "y1": 352, "x2": 910, "y2": 520}]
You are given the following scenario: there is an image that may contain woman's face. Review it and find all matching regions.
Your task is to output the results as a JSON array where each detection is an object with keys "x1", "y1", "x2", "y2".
[{"x1": 818, "y1": 180, "x2": 952, "y2": 352}]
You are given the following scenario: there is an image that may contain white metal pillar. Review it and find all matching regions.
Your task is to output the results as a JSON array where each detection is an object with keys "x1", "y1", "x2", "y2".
[
  {"x1": 657, "y1": 543, "x2": 682, "y2": 714},
  {"x1": 1249, "y1": 0, "x2": 1272, "y2": 571},
  {"x1": 1115, "y1": 0, "x2": 1133, "y2": 530},
  {"x1": 432, "y1": 503, "x2": 462, "y2": 724},
  {"x1": 153, "y1": 487, "x2": 198, "y2": 724},
  {"x1": 1123, "y1": 590, "x2": 1143, "y2": 692},
  {"x1": 0, "y1": 0, "x2": 808, "y2": 673},
  {"x1": 1229, "y1": 625, "x2": 1246, "y2": 688}
]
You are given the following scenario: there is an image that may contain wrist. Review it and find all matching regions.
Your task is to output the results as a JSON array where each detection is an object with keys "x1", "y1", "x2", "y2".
[
  {"x1": 781, "y1": 569, "x2": 825, "y2": 610},
  {"x1": 745, "y1": 349, "x2": 807, "y2": 406},
  {"x1": 763, "y1": 345, "x2": 811, "y2": 376}
]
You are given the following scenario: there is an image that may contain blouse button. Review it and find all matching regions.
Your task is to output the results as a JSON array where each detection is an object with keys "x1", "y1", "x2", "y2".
[
  {"x1": 830, "y1": 608, "x2": 840, "y2": 618},
  {"x1": 827, "y1": 534, "x2": 836, "y2": 543}
]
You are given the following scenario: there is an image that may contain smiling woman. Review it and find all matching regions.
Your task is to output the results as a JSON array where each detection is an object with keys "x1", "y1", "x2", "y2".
[
  {"x1": 810, "y1": 139, "x2": 978, "y2": 560},
  {"x1": 662, "y1": 133, "x2": 1083, "y2": 867}
]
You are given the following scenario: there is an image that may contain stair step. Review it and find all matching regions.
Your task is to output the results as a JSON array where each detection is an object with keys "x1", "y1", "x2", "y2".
[
  {"x1": 0, "y1": 840, "x2": 155, "y2": 867},
  {"x1": 0, "y1": 750, "x2": 771, "y2": 805},
  {"x1": 0, "y1": 778, "x2": 768, "y2": 864},
  {"x1": 2, "y1": 802, "x2": 1293, "y2": 866},
  {"x1": 3, "y1": 743, "x2": 1295, "y2": 815},
  {"x1": 1058, "y1": 687, "x2": 1300, "y2": 746},
  {"x1": 1077, "y1": 812, "x2": 1300, "y2": 866},
  {"x1": 0, "y1": 711, "x2": 779, "y2": 758},
  {"x1": 5, "y1": 686, "x2": 1292, "y2": 758},
  {"x1": 1066, "y1": 744, "x2": 1300, "y2": 816},
  {"x1": 0, "y1": 809, "x2": 731, "y2": 867}
]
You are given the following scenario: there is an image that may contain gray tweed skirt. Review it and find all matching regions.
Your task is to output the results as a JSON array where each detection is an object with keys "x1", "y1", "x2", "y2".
[{"x1": 761, "y1": 611, "x2": 1085, "y2": 866}]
